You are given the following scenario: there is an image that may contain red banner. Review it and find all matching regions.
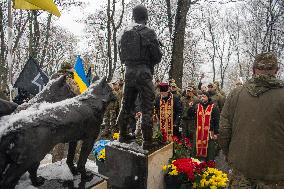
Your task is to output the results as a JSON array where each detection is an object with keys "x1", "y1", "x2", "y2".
[
  {"x1": 196, "y1": 103, "x2": 214, "y2": 157},
  {"x1": 159, "y1": 94, "x2": 174, "y2": 141}
]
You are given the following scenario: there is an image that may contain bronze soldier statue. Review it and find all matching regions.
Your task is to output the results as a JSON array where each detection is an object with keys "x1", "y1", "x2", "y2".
[
  {"x1": 117, "y1": 5, "x2": 162, "y2": 149},
  {"x1": 219, "y1": 52, "x2": 284, "y2": 189}
]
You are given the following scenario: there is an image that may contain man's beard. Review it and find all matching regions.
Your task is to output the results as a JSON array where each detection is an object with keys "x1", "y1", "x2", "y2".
[{"x1": 201, "y1": 99, "x2": 208, "y2": 104}]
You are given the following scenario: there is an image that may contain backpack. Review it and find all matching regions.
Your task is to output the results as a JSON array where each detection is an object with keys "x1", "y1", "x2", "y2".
[{"x1": 120, "y1": 26, "x2": 144, "y2": 62}]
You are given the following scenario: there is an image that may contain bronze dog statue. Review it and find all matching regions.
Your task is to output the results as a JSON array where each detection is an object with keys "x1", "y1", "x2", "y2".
[{"x1": 0, "y1": 78, "x2": 115, "y2": 188}]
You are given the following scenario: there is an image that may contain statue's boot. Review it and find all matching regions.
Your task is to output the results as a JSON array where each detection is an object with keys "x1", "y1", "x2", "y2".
[{"x1": 118, "y1": 123, "x2": 135, "y2": 143}]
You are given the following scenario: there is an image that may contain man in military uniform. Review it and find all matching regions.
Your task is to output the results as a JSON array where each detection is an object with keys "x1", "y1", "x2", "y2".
[
  {"x1": 170, "y1": 82, "x2": 182, "y2": 99},
  {"x1": 117, "y1": 5, "x2": 162, "y2": 149},
  {"x1": 101, "y1": 81, "x2": 120, "y2": 138},
  {"x1": 207, "y1": 83, "x2": 225, "y2": 111},
  {"x1": 219, "y1": 52, "x2": 284, "y2": 189},
  {"x1": 154, "y1": 78, "x2": 161, "y2": 98},
  {"x1": 180, "y1": 86, "x2": 199, "y2": 141},
  {"x1": 0, "y1": 90, "x2": 8, "y2": 101},
  {"x1": 213, "y1": 81, "x2": 226, "y2": 97}
]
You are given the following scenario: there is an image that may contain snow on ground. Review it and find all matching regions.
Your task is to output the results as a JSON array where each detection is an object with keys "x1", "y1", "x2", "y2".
[{"x1": 16, "y1": 155, "x2": 98, "y2": 189}]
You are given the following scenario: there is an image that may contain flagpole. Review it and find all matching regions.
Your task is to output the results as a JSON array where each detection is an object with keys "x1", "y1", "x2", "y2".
[{"x1": 7, "y1": 0, "x2": 13, "y2": 101}]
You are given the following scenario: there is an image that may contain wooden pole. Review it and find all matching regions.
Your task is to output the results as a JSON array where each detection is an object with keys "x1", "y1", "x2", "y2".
[{"x1": 7, "y1": 0, "x2": 13, "y2": 101}]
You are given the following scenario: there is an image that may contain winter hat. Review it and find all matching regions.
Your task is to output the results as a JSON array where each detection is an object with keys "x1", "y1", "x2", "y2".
[
  {"x1": 253, "y1": 52, "x2": 278, "y2": 70},
  {"x1": 159, "y1": 83, "x2": 169, "y2": 92}
]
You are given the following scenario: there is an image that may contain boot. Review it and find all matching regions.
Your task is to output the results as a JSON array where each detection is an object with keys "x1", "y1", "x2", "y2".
[
  {"x1": 119, "y1": 133, "x2": 135, "y2": 143},
  {"x1": 118, "y1": 120, "x2": 135, "y2": 143}
]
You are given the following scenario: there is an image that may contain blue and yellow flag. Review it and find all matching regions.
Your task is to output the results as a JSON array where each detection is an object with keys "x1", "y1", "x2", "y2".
[
  {"x1": 74, "y1": 56, "x2": 89, "y2": 94},
  {"x1": 13, "y1": 0, "x2": 61, "y2": 17}
]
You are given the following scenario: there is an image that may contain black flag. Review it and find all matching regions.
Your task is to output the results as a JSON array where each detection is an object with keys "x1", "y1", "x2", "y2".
[{"x1": 14, "y1": 57, "x2": 49, "y2": 96}]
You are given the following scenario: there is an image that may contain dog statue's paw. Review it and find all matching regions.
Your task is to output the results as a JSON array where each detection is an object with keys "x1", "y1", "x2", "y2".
[{"x1": 31, "y1": 176, "x2": 45, "y2": 187}]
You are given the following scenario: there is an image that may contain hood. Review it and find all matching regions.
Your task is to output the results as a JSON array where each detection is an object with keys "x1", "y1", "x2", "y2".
[{"x1": 244, "y1": 75, "x2": 284, "y2": 97}]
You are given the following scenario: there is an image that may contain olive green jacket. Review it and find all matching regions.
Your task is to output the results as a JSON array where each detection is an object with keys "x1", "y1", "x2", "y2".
[{"x1": 219, "y1": 75, "x2": 284, "y2": 181}]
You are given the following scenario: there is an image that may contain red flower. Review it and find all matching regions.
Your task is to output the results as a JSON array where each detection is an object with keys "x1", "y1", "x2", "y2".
[
  {"x1": 172, "y1": 158, "x2": 198, "y2": 181},
  {"x1": 195, "y1": 160, "x2": 216, "y2": 173},
  {"x1": 172, "y1": 136, "x2": 182, "y2": 144},
  {"x1": 207, "y1": 160, "x2": 216, "y2": 168},
  {"x1": 184, "y1": 137, "x2": 192, "y2": 148}
]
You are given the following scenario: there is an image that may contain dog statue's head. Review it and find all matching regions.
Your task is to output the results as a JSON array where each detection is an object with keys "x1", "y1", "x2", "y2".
[{"x1": 79, "y1": 77, "x2": 116, "y2": 111}]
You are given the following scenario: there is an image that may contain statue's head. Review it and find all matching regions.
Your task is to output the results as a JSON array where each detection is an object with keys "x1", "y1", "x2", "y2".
[
  {"x1": 133, "y1": 5, "x2": 148, "y2": 24},
  {"x1": 81, "y1": 77, "x2": 116, "y2": 111}
]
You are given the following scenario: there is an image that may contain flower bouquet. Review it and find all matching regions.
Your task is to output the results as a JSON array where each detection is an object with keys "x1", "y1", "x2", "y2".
[
  {"x1": 193, "y1": 168, "x2": 228, "y2": 189},
  {"x1": 92, "y1": 133, "x2": 119, "y2": 162},
  {"x1": 163, "y1": 158, "x2": 228, "y2": 189},
  {"x1": 163, "y1": 158, "x2": 200, "y2": 189},
  {"x1": 93, "y1": 140, "x2": 110, "y2": 162}
]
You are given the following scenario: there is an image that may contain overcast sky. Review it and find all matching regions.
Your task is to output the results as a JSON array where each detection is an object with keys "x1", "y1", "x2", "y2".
[{"x1": 55, "y1": 0, "x2": 106, "y2": 36}]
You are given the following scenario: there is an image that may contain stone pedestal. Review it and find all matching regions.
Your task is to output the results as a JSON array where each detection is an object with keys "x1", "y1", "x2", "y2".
[{"x1": 101, "y1": 141, "x2": 173, "y2": 189}]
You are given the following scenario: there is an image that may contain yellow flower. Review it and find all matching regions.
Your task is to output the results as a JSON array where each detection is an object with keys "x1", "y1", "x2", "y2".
[
  {"x1": 98, "y1": 149, "x2": 106, "y2": 160},
  {"x1": 171, "y1": 164, "x2": 177, "y2": 169},
  {"x1": 197, "y1": 168, "x2": 229, "y2": 188},
  {"x1": 162, "y1": 165, "x2": 167, "y2": 171},
  {"x1": 193, "y1": 183, "x2": 197, "y2": 188},
  {"x1": 113, "y1": 133, "x2": 120, "y2": 140},
  {"x1": 218, "y1": 181, "x2": 227, "y2": 187},
  {"x1": 169, "y1": 169, "x2": 178, "y2": 176},
  {"x1": 205, "y1": 180, "x2": 210, "y2": 186},
  {"x1": 200, "y1": 179, "x2": 206, "y2": 187}
]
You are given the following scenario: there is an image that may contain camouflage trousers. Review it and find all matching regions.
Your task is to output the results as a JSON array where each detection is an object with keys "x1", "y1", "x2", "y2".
[
  {"x1": 181, "y1": 119, "x2": 195, "y2": 142},
  {"x1": 229, "y1": 169, "x2": 284, "y2": 189}
]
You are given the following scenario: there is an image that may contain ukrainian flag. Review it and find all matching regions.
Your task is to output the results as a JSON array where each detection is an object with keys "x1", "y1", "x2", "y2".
[
  {"x1": 13, "y1": 0, "x2": 61, "y2": 17},
  {"x1": 74, "y1": 56, "x2": 89, "y2": 94}
]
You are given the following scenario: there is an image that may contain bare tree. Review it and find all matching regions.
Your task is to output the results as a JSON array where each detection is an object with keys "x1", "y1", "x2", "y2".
[{"x1": 169, "y1": 0, "x2": 199, "y2": 87}]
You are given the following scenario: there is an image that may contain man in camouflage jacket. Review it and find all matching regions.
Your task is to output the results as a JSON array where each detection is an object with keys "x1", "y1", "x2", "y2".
[{"x1": 219, "y1": 52, "x2": 284, "y2": 189}]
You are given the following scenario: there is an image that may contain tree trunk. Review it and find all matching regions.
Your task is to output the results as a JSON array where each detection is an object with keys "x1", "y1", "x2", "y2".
[
  {"x1": 40, "y1": 14, "x2": 52, "y2": 67},
  {"x1": 111, "y1": 0, "x2": 125, "y2": 81},
  {"x1": 28, "y1": 12, "x2": 33, "y2": 57},
  {"x1": 12, "y1": 15, "x2": 29, "y2": 54},
  {"x1": 169, "y1": 0, "x2": 190, "y2": 88},
  {"x1": 106, "y1": 0, "x2": 113, "y2": 82},
  {"x1": 33, "y1": 11, "x2": 40, "y2": 59},
  {"x1": 208, "y1": 20, "x2": 216, "y2": 82},
  {"x1": 165, "y1": 0, "x2": 173, "y2": 37},
  {"x1": 0, "y1": 2, "x2": 7, "y2": 90}
]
